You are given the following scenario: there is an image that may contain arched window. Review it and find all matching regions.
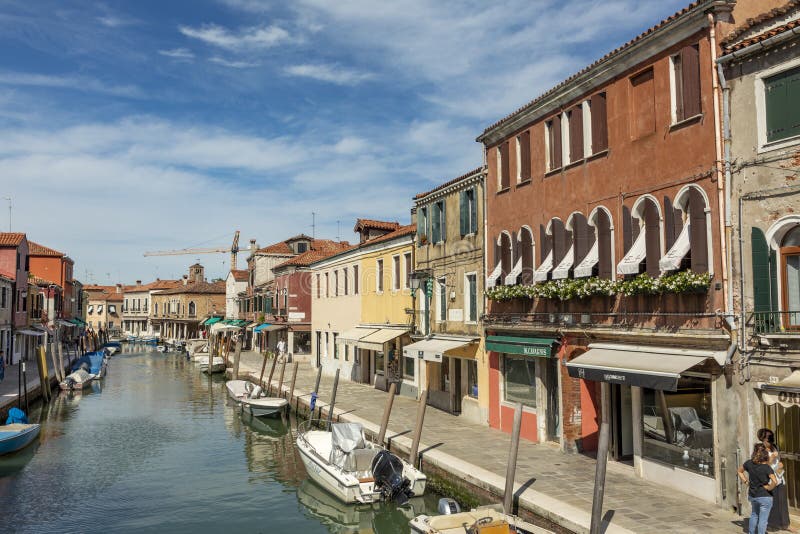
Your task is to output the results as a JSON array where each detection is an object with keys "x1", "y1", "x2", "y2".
[
  {"x1": 534, "y1": 219, "x2": 560, "y2": 281},
  {"x1": 618, "y1": 196, "x2": 662, "y2": 277},
  {"x1": 519, "y1": 226, "x2": 535, "y2": 284},
  {"x1": 554, "y1": 212, "x2": 589, "y2": 279},
  {"x1": 760, "y1": 217, "x2": 800, "y2": 328},
  {"x1": 487, "y1": 232, "x2": 512, "y2": 288},
  {"x1": 188, "y1": 301, "x2": 196, "y2": 317},
  {"x1": 660, "y1": 185, "x2": 711, "y2": 273},
  {"x1": 576, "y1": 207, "x2": 614, "y2": 279}
]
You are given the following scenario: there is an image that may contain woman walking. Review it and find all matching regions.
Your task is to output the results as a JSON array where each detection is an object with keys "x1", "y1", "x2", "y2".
[
  {"x1": 757, "y1": 428, "x2": 796, "y2": 532},
  {"x1": 739, "y1": 443, "x2": 778, "y2": 534}
]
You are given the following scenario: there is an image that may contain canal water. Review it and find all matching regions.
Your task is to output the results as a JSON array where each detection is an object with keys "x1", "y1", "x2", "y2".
[{"x1": 0, "y1": 349, "x2": 443, "y2": 533}]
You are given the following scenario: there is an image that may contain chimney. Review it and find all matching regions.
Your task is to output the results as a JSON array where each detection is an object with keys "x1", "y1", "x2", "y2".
[
  {"x1": 116, "y1": 283, "x2": 122, "y2": 293},
  {"x1": 183, "y1": 275, "x2": 188, "y2": 286},
  {"x1": 136, "y1": 280, "x2": 142, "y2": 286}
]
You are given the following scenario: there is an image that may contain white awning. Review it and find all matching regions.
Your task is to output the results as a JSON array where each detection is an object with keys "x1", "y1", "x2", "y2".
[
  {"x1": 486, "y1": 262, "x2": 502, "y2": 288},
  {"x1": 574, "y1": 240, "x2": 599, "y2": 278},
  {"x1": 761, "y1": 371, "x2": 800, "y2": 408},
  {"x1": 210, "y1": 323, "x2": 240, "y2": 334},
  {"x1": 533, "y1": 250, "x2": 553, "y2": 282},
  {"x1": 337, "y1": 326, "x2": 378, "y2": 344},
  {"x1": 403, "y1": 336, "x2": 477, "y2": 362},
  {"x1": 504, "y1": 257, "x2": 522, "y2": 285},
  {"x1": 16, "y1": 329, "x2": 45, "y2": 337},
  {"x1": 357, "y1": 328, "x2": 409, "y2": 351},
  {"x1": 108, "y1": 305, "x2": 117, "y2": 314},
  {"x1": 96, "y1": 305, "x2": 104, "y2": 314},
  {"x1": 659, "y1": 222, "x2": 691, "y2": 272},
  {"x1": 552, "y1": 245, "x2": 574, "y2": 280},
  {"x1": 566, "y1": 342, "x2": 724, "y2": 391},
  {"x1": 87, "y1": 305, "x2": 94, "y2": 314},
  {"x1": 617, "y1": 231, "x2": 647, "y2": 275}
]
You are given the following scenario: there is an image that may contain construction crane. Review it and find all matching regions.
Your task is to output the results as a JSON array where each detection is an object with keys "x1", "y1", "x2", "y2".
[{"x1": 144, "y1": 231, "x2": 242, "y2": 270}]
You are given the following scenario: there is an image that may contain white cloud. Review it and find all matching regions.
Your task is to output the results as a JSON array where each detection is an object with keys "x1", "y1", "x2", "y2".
[
  {"x1": 158, "y1": 48, "x2": 195, "y2": 60},
  {"x1": 284, "y1": 63, "x2": 373, "y2": 85},
  {"x1": 209, "y1": 56, "x2": 260, "y2": 69},
  {"x1": 179, "y1": 23, "x2": 291, "y2": 50},
  {"x1": 0, "y1": 71, "x2": 145, "y2": 99},
  {"x1": 96, "y1": 14, "x2": 137, "y2": 28}
]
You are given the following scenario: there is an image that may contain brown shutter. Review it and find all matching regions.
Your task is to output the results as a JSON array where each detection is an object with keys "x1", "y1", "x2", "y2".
[
  {"x1": 681, "y1": 45, "x2": 701, "y2": 119},
  {"x1": 597, "y1": 211, "x2": 612, "y2": 279},
  {"x1": 500, "y1": 142, "x2": 510, "y2": 188},
  {"x1": 521, "y1": 229, "x2": 533, "y2": 284},
  {"x1": 644, "y1": 200, "x2": 661, "y2": 277},
  {"x1": 591, "y1": 93, "x2": 608, "y2": 152},
  {"x1": 521, "y1": 131, "x2": 531, "y2": 181},
  {"x1": 569, "y1": 106, "x2": 584, "y2": 162},
  {"x1": 550, "y1": 117, "x2": 562, "y2": 170},
  {"x1": 689, "y1": 189, "x2": 708, "y2": 273},
  {"x1": 501, "y1": 234, "x2": 512, "y2": 280},
  {"x1": 552, "y1": 219, "x2": 566, "y2": 266},
  {"x1": 574, "y1": 214, "x2": 590, "y2": 264},
  {"x1": 622, "y1": 205, "x2": 633, "y2": 254}
]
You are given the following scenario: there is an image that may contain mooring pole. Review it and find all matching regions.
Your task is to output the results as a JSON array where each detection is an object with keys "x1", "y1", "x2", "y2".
[
  {"x1": 590, "y1": 381, "x2": 611, "y2": 534},
  {"x1": 276, "y1": 356, "x2": 287, "y2": 397},
  {"x1": 326, "y1": 369, "x2": 340, "y2": 430},
  {"x1": 207, "y1": 333, "x2": 214, "y2": 373},
  {"x1": 313, "y1": 364, "x2": 322, "y2": 395},
  {"x1": 503, "y1": 402, "x2": 523, "y2": 514},
  {"x1": 232, "y1": 335, "x2": 242, "y2": 380},
  {"x1": 258, "y1": 352, "x2": 268, "y2": 386},
  {"x1": 409, "y1": 389, "x2": 428, "y2": 467},
  {"x1": 288, "y1": 361, "x2": 299, "y2": 404},
  {"x1": 22, "y1": 360, "x2": 29, "y2": 413},
  {"x1": 266, "y1": 353, "x2": 278, "y2": 392},
  {"x1": 376, "y1": 382, "x2": 397, "y2": 447}
]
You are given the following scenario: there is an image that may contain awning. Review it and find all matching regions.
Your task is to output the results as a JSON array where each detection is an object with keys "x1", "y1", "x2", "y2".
[
  {"x1": 204, "y1": 317, "x2": 222, "y2": 326},
  {"x1": 403, "y1": 336, "x2": 476, "y2": 362},
  {"x1": 504, "y1": 257, "x2": 522, "y2": 285},
  {"x1": 486, "y1": 262, "x2": 503, "y2": 289},
  {"x1": 659, "y1": 222, "x2": 691, "y2": 272},
  {"x1": 337, "y1": 326, "x2": 378, "y2": 344},
  {"x1": 486, "y1": 335, "x2": 558, "y2": 357},
  {"x1": 552, "y1": 245, "x2": 574, "y2": 280},
  {"x1": 257, "y1": 324, "x2": 287, "y2": 333},
  {"x1": 533, "y1": 250, "x2": 553, "y2": 282},
  {"x1": 16, "y1": 329, "x2": 45, "y2": 337},
  {"x1": 57, "y1": 319, "x2": 76, "y2": 327},
  {"x1": 574, "y1": 240, "x2": 599, "y2": 278},
  {"x1": 761, "y1": 371, "x2": 800, "y2": 408},
  {"x1": 210, "y1": 323, "x2": 240, "y2": 334},
  {"x1": 108, "y1": 305, "x2": 117, "y2": 314},
  {"x1": 617, "y1": 231, "x2": 646, "y2": 275},
  {"x1": 357, "y1": 328, "x2": 408, "y2": 351},
  {"x1": 566, "y1": 343, "x2": 724, "y2": 391},
  {"x1": 253, "y1": 323, "x2": 272, "y2": 333}
]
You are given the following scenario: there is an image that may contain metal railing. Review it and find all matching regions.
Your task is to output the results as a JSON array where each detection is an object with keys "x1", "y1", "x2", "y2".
[
  {"x1": 751, "y1": 311, "x2": 800, "y2": 335},
  {"x1": 483, "y1": 310, "x2": 718, "y2": 331}
]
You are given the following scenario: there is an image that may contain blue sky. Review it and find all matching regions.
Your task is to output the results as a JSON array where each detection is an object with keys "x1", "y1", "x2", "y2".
[{"x1": 0, "y1": 0, "x2": 689, "y2": 283}]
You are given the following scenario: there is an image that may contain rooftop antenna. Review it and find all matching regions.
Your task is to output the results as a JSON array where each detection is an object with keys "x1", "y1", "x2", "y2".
[
  {"x1": 312, "y1": 212, "x2": 316, "y2": 239},
  {"x1": 2, "y1": 197, "x2": 10, "y2": 232}
]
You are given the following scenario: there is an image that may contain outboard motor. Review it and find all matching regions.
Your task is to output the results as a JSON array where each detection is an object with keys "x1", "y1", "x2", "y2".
[
  {"x1": 80, "y1": 362, "x2": 91, "y2": 373},
  {"x1": 437, "y1": 498, "x2": 461, "y2": 515},
  {"x1": 371, "y1": 450, "x2": 412, "y2": 505}
]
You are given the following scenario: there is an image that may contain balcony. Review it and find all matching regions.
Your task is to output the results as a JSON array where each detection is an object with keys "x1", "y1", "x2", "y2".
[{"x1": 751, "y1": 311, "x2": 800, "y2": 336}]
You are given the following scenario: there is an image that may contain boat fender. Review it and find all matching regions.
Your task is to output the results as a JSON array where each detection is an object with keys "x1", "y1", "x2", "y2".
[{"x1": 310, "y1": 392, "x2": 317, "y2": 411}]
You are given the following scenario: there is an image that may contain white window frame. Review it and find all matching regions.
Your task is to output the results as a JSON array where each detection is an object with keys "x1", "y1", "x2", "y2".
[
  {"x1": 755, "y1": 56, "x2": 800, "y2": 154},
  {"x1": 560, "y1": 112, "x2": 570, "y2": 166},
  {"x1": 436, "y1": 276, "x2": 447, "y2": 322},
  {"x1": 582, "y1": 100, "x2": 593, "y2": 157},
  {"x1": 515, "y1": 135, "x2": 522, "y2": 183},
  {"x1": 392, "y1": 254, "x2": 401, "y2": 292},
  {"x1": 376, "y1": 259, "x2": 384, "y2": 294},
  {"x1": 544, "y1": 121, "x2": 553, "y2": 171},
  {"x1": 496, "y1": 145, "x2": 503, "y2": 190},
  {"x1": 403, "y1": 252, "x2": 412, "y2": 290},
  {"x1": 669, "y1": 52, "x2": 681, "y2": 125},
  {"x1": 464, "y1": 272, "x2": 478, "y2": 324}
]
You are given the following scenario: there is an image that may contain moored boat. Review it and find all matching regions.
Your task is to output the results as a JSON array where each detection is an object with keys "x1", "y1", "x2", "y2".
[
  {"x1": 409, "y1": 501, "x2": 552, "y2": 534},
  {"x1": 225, "y1": 380, "x2": 289, "y2": 418},
  {"x1": 198, "y1": 356, "x2": 225, "y2": 374},
  {"x1": 296, "y1": 421, "x2": 426, "y2": 505},
  {"x1": 102, "y1": 342, "x2": 122, "y2": 355},
  {"x1": 0, "y1": 408, "x2": 41, "y2": 456},
  {"x1": 71, "y1": 351, "x2": 108, "y2": 379},
  {"x1": 60, "y1": 368, "x2": 94, "y2": 390}
]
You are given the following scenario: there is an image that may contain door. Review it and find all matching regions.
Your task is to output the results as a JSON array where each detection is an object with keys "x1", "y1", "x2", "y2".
[
  {"x1": 315, "y1": 332, "x2": 321, "y2": 367},
  {"x1": 611, "y1": 384, "x2": 634, "y2": 462},
  {"x1": 545, "y1": 358, "x2": 561, "y2": 442},
  {"x1": 764, "y1": 404, "x2": 800, "y2": 513}
]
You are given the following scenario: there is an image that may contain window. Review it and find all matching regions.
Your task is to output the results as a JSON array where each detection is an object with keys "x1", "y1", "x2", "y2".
[
  {"x1": 333, "y1": 333, "x2": 339, "y2": 359},
  {"x1": 403, "y1": 253, "x2": 412, "y2": 289},
  {"x1": 467, "y1": 359, "x2": 478, "y2": 398},
  {"x1": 334, "y1": 270, "x2": 339, "y2": 297},
  {"x1": 498, "y1": 142, "x2": 510, "y2": 189},
  {"x1": 403, "y1": 354, "x2": 415, "y2": 379},
  {"x1": 297, "y1": 242, "x2": 308, "y2": 253},
  {"x1": 546, "y1": 117, "x2": 562, "y2": 171},
  {"x1": 465, "y1": 273, "x2": 477, "y2": 322},
  {"x1": 325, "y1": 273, "x2": 330, "y2": 298},
  {"x1": 619, "y1": 197, "x2": 662, "y2": 277},
  {"x1": 568, "y1": 105, "x2": 584, "y2": 163},
  {"x1": 631, "y1": 68, "x2": 656, "y2": 138},
  {"x1": 431, "y1": 200, "x2": 446, "y2": 244},
  {"x1": 392, "y1": 255, "x2": 400, "y2": 291},
  {"x1": 460, "y1": 188, "x2": 478, "y2": 236},
  {"x1": 670, "y1": 45, "x2": 701, "y2": 123},
  {"x1": 642, "y1": 376, "x2": 713, "y2": 477},
  {"x1": 316, "y1": 274, "x2": 321, "y2": 298},
  {"x1": 188, "y1": 301, "x2": 196, "y2": 316},
  {"x1": 781, "y1": 226, "x2": 800, "y2": 327},
  {"x1": 437, "y1": 277, "x2": 447, "y2": 322},
  {"x1": 154, "y1": 302, "x2": 158, "y2": 315},
  {"x1": 519, "y1": 227, "x2": 535, "y2": 284},
  {"x1": 417, "y1": 207, "x2": 429, "y2": 245},
  {"x1": 516, "y1": 131, "x2": 531, "y2": 182},
  {"x1": 293, "y1": 332, "x2": 311, "y2": 355},
  {"x1": 1, "y1": 287, "x2": 6, "y2": 308},
  {"x1": 502, "y1": 354, "x2": 536, "y2": 408},
  {"x1": 376, "y1": 259, "x2": 384, "y2": 293},
  {"x1": 353, "y1": 265, "x2": 359, "y2": 294},
  {"x1": 764, "y1": 65, "x2": 800, "y2": 144},
  {"x1": 344, "y1": 344, "x2": 349, "y2": 361},
  {"x1": 344, "y1": 267, "x2": 349, "y2": 295},
  {"x1": 661, "y1": 186, "x2": 710, "y2": 274}
]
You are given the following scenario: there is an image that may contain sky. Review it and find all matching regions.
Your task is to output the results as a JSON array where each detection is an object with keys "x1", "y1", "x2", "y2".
[{"x1": 0, "y1": 0, "x2": 690, "y2": 284}]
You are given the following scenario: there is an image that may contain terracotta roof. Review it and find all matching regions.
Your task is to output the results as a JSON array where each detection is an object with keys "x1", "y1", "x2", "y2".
[
  {"x1": 156, "y1": 280, "x2": 226, "y2": 295},
  {"x1": 28, "y1": 241, "x2": 64, "y2": 257},
  {"x1": 0, "y1": 272, "x2": 13, "y2": 283},
  {"x1": 307, "y1": 225, "x2": 416, "y2": 268},
  {"x1": 257, "y1": 241, "x2": 293, "y2": 254},
  {"x1": 33, "y1": 275, "x2": 60, "y2": 287},
  {"x1": 721, "y1": 1, "x2": 799, "y2": 47},
  {"x1": 0, "y1": 233, "x2": 26, "y2": 247},
  {"x1": 479, "y1": 0, "x2": 728, "y2": 140},
  {"x1": 84, "y1": 284, "x2": 117, "y2": 293},
  {"x1": 89, "y1": 292, "x2": 124, "y2": 302},
  {"x1": 231, "y1": 270, "x2": 249, "y2": 282},
  {"x1": 414, "y1": 167, "x2": 485, "y2": 200},
  {"x1": 353, "y1": 219, "x2": 400, "y2": 232},
  {"x1": 275, "y1": 240, "x2": 353, "y2": 268}
]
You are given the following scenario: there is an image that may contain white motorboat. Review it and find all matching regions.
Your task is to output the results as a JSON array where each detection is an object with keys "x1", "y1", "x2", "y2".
[
  {"x1": 410, "y1": 501, "x2": 552, "y2": 534},
  {"x1": 198, "y1": 356, "x2": 225, "y2": 374},
  {"x1": 59, "y1": 369, "x2": 94, "y2": 391},
  {"x1": 296, "y1": 421, "x2": 426, "y2": 505},
  {"x1": 225, "y1": 380, "x2": 289, "y2": 417}
]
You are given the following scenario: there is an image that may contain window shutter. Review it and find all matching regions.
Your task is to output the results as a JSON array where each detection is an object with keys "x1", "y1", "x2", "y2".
[
  {"x1": 469, "y1": 276, "x2": 477, "y2": 320},
  {"x1": 500, "y1": 142, "x2": 510, "y2": 188},
  {"x1": 441, "y1": 201, "x2": 447, "y2": 242},
  {"x1": 591, "y1": 93, "x2": 608, "y2": 152},
  {"x1": 550, "y1": 118, "x2": 562, "y2": 169},
  {"x1": 681, "y1": 45, "x2": 701, "y2": 118},
  {"x1": 521, "y1": 131, "x2": 531, "y2": 180},
  {"x1": 469, "y1": 188, "x2": 478, "y2": 234},
  {"x1": 540, "y1": 224, "x2": 551, "y2": 263},
  {"x1": 689, "y1": 190, "x2": 708, "y2": 273},
  {"x1": 459, "y1": 190, "x2": 468, "y2": 236},
  {"x1": 597, "y1": 212, "x2": 612, "y2": 279},
  {"x1": 644, "y1": 203, "x2": 661, "y2": 277},
  {"x1": 552, "y1": 219, "x2": 566, "y2": 266},
  {"x1": 417, "y1": 209, "x2": 425, "y2": 242},
  {"x1": 575, "y1": 215, "x2": 591, "y2": 264},
  {"x1": 432, "y1": 204, "x2": 441, "y2": 243},
  {"x1": 765, "y1": 66, "x2": 800, "y2": 143},
  {"x1": 569, "y1": 106, "x2": 584, "y2": 162},
  {"x1": 751, "y1": 227, "x2": 778, "y2": 312},
  {"x1": 622, "y1": 205, "x2": 633, "y2": 254}
]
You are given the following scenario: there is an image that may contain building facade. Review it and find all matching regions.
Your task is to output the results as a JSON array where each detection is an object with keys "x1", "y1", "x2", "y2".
[
  {"x1": 226, "y1": 270, "x2": 248, "y2": 319},
  {"x1": 0, "y1": 274, "x2": 12, "y2": 364},
  {"x1": 410, "y1": 168, "x2": 488, "y2": 424},
  {"x1": 0, "y1": 233, "x2": 30, "y2": 364},
  {"x1": 150, "y1": 264, "x2": 225, "y2": 341},
  {"x1": 85, "y1": 285, "x2": 124, "y2": 334}
]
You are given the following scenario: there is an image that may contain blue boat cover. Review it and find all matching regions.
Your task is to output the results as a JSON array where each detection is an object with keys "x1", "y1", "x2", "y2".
[
  {"x1": 71, "y1": 351, "x2": 106, "y2": 375},
  {"x1": 5, "y1": 407, "x2": 28, "y2": 425}
]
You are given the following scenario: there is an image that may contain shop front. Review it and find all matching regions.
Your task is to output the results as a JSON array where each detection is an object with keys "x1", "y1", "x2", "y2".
[
  {"x1": 355, "y1": 326, "x2": 410, "y2": 394},
  {"x1": 487, "y1": 334, "x2": 561, "y2": 443},
  {"x1": 336, "y1": 326, "x2": 378, "y2": 384},
  {"x1": 566, "y1": 343, "x2": 724, "y2": 503},
  {"x1": 760, "y1": 370, "x2": 800, "y2": 514}
]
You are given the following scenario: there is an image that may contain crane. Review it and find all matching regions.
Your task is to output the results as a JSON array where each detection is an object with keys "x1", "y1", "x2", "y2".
[{"x1": 144, "y1": 231, "x2": 242, "y2": 270}]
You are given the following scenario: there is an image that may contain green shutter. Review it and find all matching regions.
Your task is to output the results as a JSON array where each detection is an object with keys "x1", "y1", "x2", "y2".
[
  {"x1": 469, "y1": 275, "x2": 477, "y2": 321},
  {"x1": 751, "y1": 227, "x2": 778, "y2": 312},
  {"x1": 460, "y1": 190, "x2": 468, "y2": 236},
  {"x1": 417, "y1": 208, "x2": 426, "y2": 242},
  {"x1": 432, "y1": 204, "x2": 441, "y2": 243},
  {"x1": 441, "y1": 201, "x2": 446, "y2": 242},
  {"x1": 469, "y1": 188, "x2": 478, "y2": 234},
  {"x1": 765, "y1": 66, "x2": 800, "y2": 143}
]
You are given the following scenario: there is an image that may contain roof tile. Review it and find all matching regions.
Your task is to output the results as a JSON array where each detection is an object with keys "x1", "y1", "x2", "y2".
[
  {"x1": 414, "y1": 167, "x2": 485, "y2": 200},
  {"x1": 0, "y1": 233, "x2": 26, "y2": 247},
  {"x1": 28, "y1": 241, "x2": 64, "y2": 257}
]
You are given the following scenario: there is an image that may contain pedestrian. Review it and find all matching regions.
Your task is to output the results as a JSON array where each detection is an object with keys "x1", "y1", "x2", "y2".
[
  {"x1": 276, "y1": 338, "x2": 286, "y2": 359},
  {"x1": 738, "y1": 443, "x2": 778, "y2": 534},
  {"x1": 758, "y1": 428, "x2": 796, "y2": 532}
]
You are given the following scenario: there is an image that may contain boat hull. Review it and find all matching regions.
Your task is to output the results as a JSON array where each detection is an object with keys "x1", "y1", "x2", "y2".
[
  {"x1": 0, "y1": 424, "x2": 41, "y2": 456},
  {"x1": 296, "y1": 438, "x2": 374, "y2": 504}
]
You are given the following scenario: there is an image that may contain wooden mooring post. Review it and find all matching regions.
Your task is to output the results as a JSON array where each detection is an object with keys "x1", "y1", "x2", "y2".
[
  {"x1": 258, "y1": 352, "x2": 269, "y2": 386},
  {"x1": 265, "y1": 353, "x2": 278, "y2": 391},
  {"x1": 276, "y1": 357, "x2": 287, "y2": 397},
  {"x1": 288, "y1": 362, "x2": 299, "y2": 404},
  {"x1": 325, "y1": 369, "x2": 340, "y2": 430},
  {"x1": 503, "y1": 402, "x2": 523, "y2": 514},
  {"x1": 232, "y1": 336, "x2": 242, "y2": 380},
  {"x1": 376, "y1": 382, "x2": 397, "y2": 446},
  {"x1": 590, "y1": 382, "x2": 611, "y2": 534},
  {"x1": 409, "y1": 389, "x2": 428, "y2": 468}
]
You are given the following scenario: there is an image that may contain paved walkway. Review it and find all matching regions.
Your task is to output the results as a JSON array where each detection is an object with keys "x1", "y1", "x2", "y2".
[
  {"x1": 0, "y1": 347, "x2": 77, "y2": 415},
  {"x1": 233, "y1": 350, "x2": 780, "y2": 534}
]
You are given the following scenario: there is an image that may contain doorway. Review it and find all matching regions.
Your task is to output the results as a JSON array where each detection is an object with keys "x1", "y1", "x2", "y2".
[
  {"x1": 611, "y1": 384, "x2": 634, "y2": 462},
  {"x1": 764, "y1": 404, "x2": 800, "y2": 513},
  {"x1": 545, "y1": 358, "x2": 561, "y2": 442},
  {"x1": 315, "y1": 332, "x2": 321, "y2": 367}
]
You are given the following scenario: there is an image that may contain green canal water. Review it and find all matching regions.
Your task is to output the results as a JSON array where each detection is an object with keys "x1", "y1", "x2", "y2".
[{"x1": 0, "y1": 349, "x2": 443, "y2": 533}]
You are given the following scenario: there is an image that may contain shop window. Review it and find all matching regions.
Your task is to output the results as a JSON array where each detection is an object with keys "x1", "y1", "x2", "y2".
[
  {"x1": 763, "y1": 65, "x2": 800, "y2": 144},
  {"x1": 502, "y1": 354, "x2": 537, "y2": 408},
  {"x1": 375, "y1": 351, "x2": 385, "y2": 375},
  {"x1": 293, "y1": 332, "x2": 311, "y2": 355},
  {"x1": 404, "y1": 355, "x2": 415, "y2": 379},
  {"x1": 641, "y1": 376, "x2": 713, "y2": 477},
  {"x1": 467, "y1": 359, "x2": 478, "y2": 398}
]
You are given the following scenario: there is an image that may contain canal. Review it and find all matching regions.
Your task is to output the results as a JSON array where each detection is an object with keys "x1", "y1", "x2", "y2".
[{"x1": 0, "y1": 349, "x2": 443, "y2": 533}]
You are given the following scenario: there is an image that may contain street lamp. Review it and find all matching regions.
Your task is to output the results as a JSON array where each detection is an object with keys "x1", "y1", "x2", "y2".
[{"x1": 409, "y1": 270, "x2": 432, "y2": 336}]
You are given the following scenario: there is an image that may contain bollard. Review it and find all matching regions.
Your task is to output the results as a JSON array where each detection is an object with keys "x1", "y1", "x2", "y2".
[
  {"x1": 503, "y1": 402, "x2": 523, "y2": 514},
  {"x1": 408, "y1": 389, "x2": 428, "y2": 467},
  {"x1": 288, "y1": 362, "x2": 299, "y2": 405},
  {"x1": 376, "y1": 382, "x2": 397, "y2": 447},
  {"x1": 276, "y1": 357, "x2": 287, "y2": 397},
  {"x1": 326, "y1": 369, "x2": 340, "y2": 431}
]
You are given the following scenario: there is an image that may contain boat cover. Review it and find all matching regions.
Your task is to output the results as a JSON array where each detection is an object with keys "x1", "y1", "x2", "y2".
[
  {"x1": 66, "y1": 369, "x2": 93, "y2": 384},
  {"x1": 330, "y1": 423, "x2": 366, "y2": 469},
  {"x1": 5, "y1": 408, "x2": 28, "y2": 425},
  {"x1": 71, "y1": 352, "x2": 107, "y2": 375}
]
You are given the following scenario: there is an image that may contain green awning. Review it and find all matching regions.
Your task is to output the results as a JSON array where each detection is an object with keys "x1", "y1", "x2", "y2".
[
  {"x1": 485, "y1": 335, "x2": 558, "y2": 357},
  {"x1": 204, "y1": 317, "x2": 222, "y2": 326}
]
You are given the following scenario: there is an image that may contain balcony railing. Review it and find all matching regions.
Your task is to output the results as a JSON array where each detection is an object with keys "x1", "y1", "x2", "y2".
[
  {"x1": 483, "y1": 310, "x2": 719, "y2": 332},
  {"x1": 751, "y1": 311, "x2": 800, "y2": 335}
]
